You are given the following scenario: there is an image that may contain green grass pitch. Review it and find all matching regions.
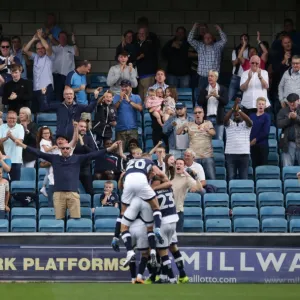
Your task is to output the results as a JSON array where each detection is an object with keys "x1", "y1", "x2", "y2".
[{"x1": 0, "y1": 283, "x2": 300, "y2": 300}]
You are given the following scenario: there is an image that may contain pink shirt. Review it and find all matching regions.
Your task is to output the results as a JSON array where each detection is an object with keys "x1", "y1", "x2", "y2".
[{"x1": 145, "y1": 96, "x2": 163, "y2": 109}]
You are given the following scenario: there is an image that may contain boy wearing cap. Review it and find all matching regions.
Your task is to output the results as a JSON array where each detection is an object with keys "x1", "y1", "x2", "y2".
[
  {"x1": 107, "y1": 51, "x2": 138, "y2": 95},
  {"x1": 277, "y1": 93, "x2": 300, "y2": 167},
  {"x1": 113, "y1": 80, "x2": 143, "y2": 151}
]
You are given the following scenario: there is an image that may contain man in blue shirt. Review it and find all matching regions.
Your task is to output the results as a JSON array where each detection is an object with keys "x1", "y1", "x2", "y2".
[{"x1": 113, "y1": 79, "x2": 143, "y2": 151}]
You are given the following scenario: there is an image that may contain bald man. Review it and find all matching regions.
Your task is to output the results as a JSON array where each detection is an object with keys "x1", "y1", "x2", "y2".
[{"x1": 40, "y1": 87, "x2": 98, "y2": 139}]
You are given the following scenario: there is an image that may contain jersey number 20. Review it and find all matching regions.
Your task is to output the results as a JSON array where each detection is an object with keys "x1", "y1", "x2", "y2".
[{"x1": 126, "y1": 159, "x2": 146, "y2": 170}]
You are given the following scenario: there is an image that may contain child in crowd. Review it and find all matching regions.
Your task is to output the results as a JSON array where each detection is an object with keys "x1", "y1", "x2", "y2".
[
  {"x1": 126, "y1": 147, "x2": 143, "y2": 161},
  {"x1": 145, "y1": 88, "x2": 164, "y2": 126},
  {"x1": 100, "y1": 181, "x2": 119, "y2": 208},
  {"x1": 37, "y1": 126, "x2": 57, "y2": 197},
  {"x1": 0, "y1": 167, "x2": 9, "y2": 219},
  {"x1": 93, "y1": 90, "x2": 117, "y2": 147},
  {"x1": 163, "y1": 87, "x2": 177, "y2": 122}
]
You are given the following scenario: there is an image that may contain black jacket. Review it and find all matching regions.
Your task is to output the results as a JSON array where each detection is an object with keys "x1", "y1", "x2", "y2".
[
  {"x1": 2, "y1": 78, "x2": 32, "y2": 113},
  {"x1": 162, "y1": 39, "x2": 190, "y2": 76},
  {"x1": 22, "y1": 122, "x2": 38, "y2": 163},
  {"x1": 136, "y1": 39, "x2": 158, "y2": 76},
  {"x1": 74, "y1": 134, "x2": 96, "y2": 171},
  {"x1": 198, "y1": 85, "x2": 228, "y2": 125},
  {"x1": 93, "y1": 103, "x2": 116, "y2": 139}
]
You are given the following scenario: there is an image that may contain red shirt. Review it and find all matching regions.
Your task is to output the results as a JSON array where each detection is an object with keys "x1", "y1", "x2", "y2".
[{"x1": 242, "y1": 59, "x2": 266, "y2": 71}]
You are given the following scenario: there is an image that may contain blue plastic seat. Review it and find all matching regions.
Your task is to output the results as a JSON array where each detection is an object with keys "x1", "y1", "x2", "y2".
[
  {"x1": 67, "y1": 219, "x2": 93, "y2": 232},
  {"x1": 229, "y1": 180, "x2": 254, "y2": 194},
  {"x1": 268, "y1": 139, "x2": 278, "y2": 153},
  {"x1": 11, "y1": 207, "x2": 36, "y2": 220},
  {"x1": 183, "y1": 207, "x2": 202, "y2": 220},
  {"x1": 268, "y1": 126, "x2": 276, "y2": 140},
  {"x1": 20, "y1": 168, "x2": 36, "y2": 182},
  {"x1": 204, "y1": 207, "x2": 229, "y2": 220},
  {"x1": 93, "y1": 194, "x2": 102, "y2": 207},
  {"x1": 94, "y1": 218, "x2": 116, "y2": 232},
  {"x1": 11, "y1": 219, "x2": 37, "y2": 232},
  {"x1": 267, "y1": 152, "x2": 279, "y2": 166},
  {"x1": 39, "y1": 219, "x2": 64, "y2": 233},
  {"x1": 230, "y1": 193, "x2": 256, "y2": 208},
  {"x1": 39, "y1": 208, "x2": 55, "y2": 220},
  {"x1": 212, "y1": 140, "x2": 224, "y2": 154},
  {"x1": 258, "y1": 192, "x2": 284, "y2": 207},
  {"x1": 143, "y1": 127, "x2": 152, "y2": 140},
  {"x1": 255, "y1": 166, "x2": 280, "y2": 180},
  {"x1": 11, "y1": 181, "x2": 36, "y2": 194},
  {"x1": 183, "y1": 219, "x2": 204, "y2": 232},
  {"x1": 39, "y1": 195, "x2": 48, "y2": 208},
  {"x1": 203, "y1": 193, "x2": 229, "y2": 207},
  {"x1": 260, "y1": 206, "x2": 285, "y2": 221},
  {"x1": 80, "y1": 194, "x2": 91, "y2": 208},
  {"x1": 215, "y1": 167, "x2": 226, "y2": 180},
  {"x1": 256, "y1": 180, "x2": 282, "y2": 194},
  {"x1": 214, "y1": 153, "x2": 225, "y2": 167},
  {"x1": 261, "y1": 218, "x2": 287, "y2": 233},
  {"x1": 145, "y1": 139, "x2": 154, "y2": 152},
  {"x1": 282, "y1": 166, "x2": 300, "y2": 180},
  {"x1": 285, "y1": 193, "x2": 300, "y2": 207},
  {"x1": 232, "y1": 207, "x2": 258, "y2": 220},
  {"x1": 284, "y1": 180, "x2": 300, "y2": 195},
  {"x1": 36, "y1": 113, "x2": 57, "y2": 126},
  {"x1": 143, "y1": 113, "x2": 152, "y2": 127},
  {"x1": 184, "y1": 193, "x2": 201, "y2": 207},
  {"x1": 38, "y1": 168, "x2": 47, "y2": 181},
  {"x1": 289, "y1": 219, "x2": 300, "y2": 233},
  {"x1": 205, "y1": 219, "x2": 232, "y2": 232},
  {"x1": 234, "y1": 218, "x2": 260, "y2": 233},
  {"x1": 206, "y1": 180, "x2": 227, "y2": 193},
  {"x1": 94, "y1": 207, "x2": 119, "y2": 221},
  {"x1": 177, "y1": 88, "x2": 192, "y2": 96},
  {"x1": 92, "y1": 180, "x2": 117, "y2": 194},
  {"x1": 0, "y1": 219, "x2": 9, "y2": 232},
  {"x1": 80, "y1": 208, "x2": 92, "y2": 220}
]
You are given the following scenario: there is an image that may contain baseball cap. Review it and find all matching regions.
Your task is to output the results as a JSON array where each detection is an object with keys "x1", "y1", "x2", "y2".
[
  {"x1": 175, "y1": 102, "x2": 186, "y2": 109},
  {"x1": 287, "y1": 93, "x2": 299, "y2": 103},
  {"x1": 120, "y1": 79, "x2": 132, "y2": 87}
]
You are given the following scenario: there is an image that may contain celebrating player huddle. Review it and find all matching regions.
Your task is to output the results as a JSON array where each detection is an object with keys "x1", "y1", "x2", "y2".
[{"x1": 111, "y1": 155, "x2": 189, "y2": 284}]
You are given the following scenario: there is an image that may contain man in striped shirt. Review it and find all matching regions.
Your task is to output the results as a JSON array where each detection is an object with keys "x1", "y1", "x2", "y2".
[
  {"x1": 224, "y1": 100, "x2": 253, "y2": 180},
  {"x1": 188, "y1": 23, "x2": 227, "y2": 90}
]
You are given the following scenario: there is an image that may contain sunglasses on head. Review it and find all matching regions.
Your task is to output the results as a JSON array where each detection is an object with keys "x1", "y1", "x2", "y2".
[
  {"x1": 1, "y1": 46, "x2": 9, "y2": 49},
  {"x1": 60, "y1": 147, "x2": 70, "y2": 150}
]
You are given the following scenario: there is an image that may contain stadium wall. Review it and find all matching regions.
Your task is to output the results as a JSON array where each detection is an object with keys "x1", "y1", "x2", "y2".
[{"x1": 0, "y1": 0, "x2": 299, "y2": 73}]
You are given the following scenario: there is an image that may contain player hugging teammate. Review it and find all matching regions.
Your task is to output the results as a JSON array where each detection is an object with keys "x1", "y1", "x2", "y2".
[{"x1": 111, "y1": 154, "x2": 189, "y2": 284}]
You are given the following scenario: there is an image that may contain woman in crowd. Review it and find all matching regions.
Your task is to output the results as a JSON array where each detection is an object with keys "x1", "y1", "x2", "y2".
[
  {"x1": 115, "y1": 30, "x2": 137, "y2": 65},
  {"x1": 164, "y1": 154, "x2": 175, "y2": 180}
]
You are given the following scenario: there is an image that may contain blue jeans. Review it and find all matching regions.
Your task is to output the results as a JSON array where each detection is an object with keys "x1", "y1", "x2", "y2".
[
  {"x1": 196, "y1": 157, "x2": 216, "y2": 180},
  {"x1": 34, "y1": 84, "x2": 54, "y2": 113},
  {"x1": 53, "y1": 73, "x2": 66, "y2": 102},
  {"x1": 177, "y1": 212, "x2": 184, "y2": 232},
  {"x1": 206, "y1": 116, "x2": 224, "y2": 141},
  {"x1": 228, "y1": 74, "x2": 241, "y2": 102},
  {"x1": 10, "y1": 163, "x2": 21, "y2": 181},
  {"x1": 226, "y1": 154, "x2": 249, "y2": 180},
  {"x1": 169, "y1": 149, "x2": 186, "y2": 159},
  {"x1": 282, "y1": 142, "x2": 300, "y2": 167},
  {"x1": 198, "y1": 76, "x2": 208, "y2": 90},
  {"x1": 167, "y1": 74, "x2": 190, "y2": 88}
]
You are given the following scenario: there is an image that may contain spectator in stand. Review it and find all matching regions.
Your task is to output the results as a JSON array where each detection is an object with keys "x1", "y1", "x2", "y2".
[
  {"x1": 177, "y1": 107, "x2": 216, "y2": 180},
  {"x1": 2, "y1": 64, "x2": 32, "y2": 113},
  {"x1": 94, "y1": 139, "x2": 124, "y2": 181},
  {"x1": 93, "y1": 90, "x2": 117, "y2": 148},
  {"x1": 113, "y1": 80, "x2": 142, "y2": 151},
  {"x1": 0, "y1": 167, "x2": 9, "y2": 219},
  {"x1": 65, "y1": 60, "x2": 102, "y2": 124},
  {"x1": 188, "y1": 23, "x2": 227, "y2": 89},
  {"x1": 163, "y1": 102, "x2": 193, "y2": 158},
  {"x1": 40, "y1": 86, "x2": 98, "y2": 140},
  {"x1": 145, "y1": 88, "x2": 164, "y2": 127},
  {"x1": 163, "y1": 87, "x2": 177, "y2": 122},
  {"x1": 0, "y1": 111, "x2": 24, "y2": 181},
  {"x1": 162, "y1": 26, "x2": 190, "y2": 88},
  {"x1": 136, "y1": 27, "x2": 158, "y2": 100},
  {"x1": 171, "y1": 158, "x2": 203, "y2": 232},
  {"x1": 43, "y1": 13, "x2": 61, "y2": 46},
  {"x1": 228, "y1": 34, "x2": 250, "y2": 102},
  {"x1": 115, "y1": 30, "x2": 137, "y2": 65},
  {"x1": 224, "y1": 99, "x2": 253, "y2": 180},
  {"x1": 279, "y1": 55, "x2": 300, "y2": 108},
  {"x1": 19, "y1": 107, "x2": 38, "y2": 168},
  {"x1": 107, "y1": 51, "x2": 138, "y2": 95},
  {"x1": 149, "y1": 69, "x2": 169, "y2": 91},
  {"x1": 11, "y1": 36, "x2": 28, "y2": 79},
  {"x1": 165, "y1": 154, "x2": 175, "y2": 180},
  {"x1": 238, "y1": 32, "x2": 268, "y2": 71},
  {"x1": 149, "y1": 141, "x2": 165, "y2": 172},
  {"x1": 198, "y1": 69, "x2": 228, "y2": 141},
  {"x1": 23, "y1": 29, "x2": 55, "y2": 113},
  {"x1": 184, "y1": 148, "x2": 206, "y2": 187},
  {"x1": 99, "y1": 181, "x2": 119, "y2": 208},
  {"x1": 74, "y1": 120, "x2": 95, "y2": 195},
  {"x1": 0, "y1": 143, "x2": 11, "y2": 181},
  {"x1": 240, "y1": 55, "x2": 270, "y2": 115},
  {"x1": 15, "y1": 138, "x2": 120, "y2": 220},
  {"x1": 52, "y1": 31, "x2": 79, "y2": 101},
  {"x1": 134, "y1": 16, "x2": 159, "y2": 49},
  {"x1": 249, "y1": 97, "x2": 271, "y2": 170},
  {"x1": 277, "y1": 93, "x2": 300, "y2": 167}
]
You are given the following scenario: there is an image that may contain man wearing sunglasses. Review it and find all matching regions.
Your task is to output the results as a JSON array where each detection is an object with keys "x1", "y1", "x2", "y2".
[
  {"x1": 15, "y1": 138, "x2": 120, "y2": 220},
  {"x1": 240, "y1": 55, "x2": 270, "y2": 115}
]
